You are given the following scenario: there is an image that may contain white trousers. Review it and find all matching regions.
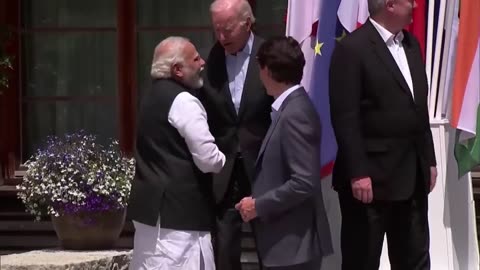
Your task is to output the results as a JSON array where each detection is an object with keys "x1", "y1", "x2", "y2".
[{"x1": 129, "y1": 220, "x2": 215, "y2": 270}]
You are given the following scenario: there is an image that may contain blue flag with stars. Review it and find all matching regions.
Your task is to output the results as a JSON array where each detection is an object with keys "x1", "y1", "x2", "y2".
[{"x1": 308, "y1": 0, "x2": 344, "y2": 177}]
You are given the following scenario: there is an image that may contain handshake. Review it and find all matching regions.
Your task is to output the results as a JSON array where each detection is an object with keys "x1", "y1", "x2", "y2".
[{"x1": 235, "y1": 196, "x2": 257, "y2": 222}]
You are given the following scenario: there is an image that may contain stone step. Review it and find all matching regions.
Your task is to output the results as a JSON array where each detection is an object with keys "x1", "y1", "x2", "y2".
[
  {"x1": 0, "y1": 187, "x2": 261, "y2": 268},
  {"x1": 0, "y1": 249, "x2": 259, "y2": 270},
  {"x1": 0, "y1": 249, "x2": 132, "y2": 270}
]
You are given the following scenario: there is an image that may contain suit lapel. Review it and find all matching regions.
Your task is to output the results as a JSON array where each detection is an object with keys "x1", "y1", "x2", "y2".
[
  {"x1": 255, "y1": 107, "x2": 281, "y2": 165},
  {"x1": 255, "y1": 89, "x2": 304, "y2": 166},
  {"x1": 221, "y1": 80, "x2": 237, "y2": 118},
  {"x1": 237, "y1": 36, "x2": 261, "y2": 120},
  {"x1": 366, "y1": 21, "x2": 413, "y2": 98}
]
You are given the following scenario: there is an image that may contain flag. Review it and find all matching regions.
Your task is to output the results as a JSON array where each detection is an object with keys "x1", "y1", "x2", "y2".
[
  {"x1": 442, "y1": 0, "x2": 460, "y2": 117},
  {"x1": 285, "y1": 0, "x2": 320, "y2": 95},
  {"x1": 337, "y1": 0, "x2": 426, "y2": 60},
  {"x1": 429, "y1": 0, "x2": 442, "y2": 77},
  {"x1": 286, "y1": 0, "x2": 338, "y2": 178},
  {"x1": 310, "y1": 2, "x2": 343, "y2": 268},
  {"x1": 337, "y1": 0, "x2": 369, "y2": 32},
  {"x1": 408, "y1": 0, "x2": 427, "y2": 60},
  {"x1": 451, "y1": 0, "x2": 480, "y2": 176},
  {"x1": 308, "y1": 0, "x2": 343, "y2": 178},
  {"x1": 287, "y1": 3, "x2": 342, "y2": 268}
]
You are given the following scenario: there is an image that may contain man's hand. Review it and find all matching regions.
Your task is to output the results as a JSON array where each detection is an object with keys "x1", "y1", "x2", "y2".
[
  {"x1": 351, "y1": 177, "x2": 373, "y2": 204},
  {"x1": 429, "y1": 166, "x2": 437, "y2": 193},
  {"x1": 235, "y1": 196, "x2": 257, "y2": 222}
]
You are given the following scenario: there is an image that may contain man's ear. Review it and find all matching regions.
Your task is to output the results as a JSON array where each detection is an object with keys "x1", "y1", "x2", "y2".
[
  {"x1": 385, "y1": 0, "x2": 395, "y2": 12},
  {"x1": 172, "y1": 63, "x2": 183, "y2": 78},
  {"x1": 245, "y1": 17, "x2": 252, "y2": 32}
]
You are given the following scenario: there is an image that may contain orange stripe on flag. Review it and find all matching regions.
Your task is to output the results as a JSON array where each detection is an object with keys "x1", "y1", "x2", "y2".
[{"x1": 451, "y1": 0, "x2": 480, "y2": 128}]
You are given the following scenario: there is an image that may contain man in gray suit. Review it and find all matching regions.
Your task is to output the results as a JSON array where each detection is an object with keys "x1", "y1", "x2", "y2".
[{"x1": 235, "y1": 36, "x2": 333, "y2": 270}]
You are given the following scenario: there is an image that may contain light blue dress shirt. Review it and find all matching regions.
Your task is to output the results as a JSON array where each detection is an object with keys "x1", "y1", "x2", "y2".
[{"x1": 225, "y1": 33, "x2": 254, "y2": 114}]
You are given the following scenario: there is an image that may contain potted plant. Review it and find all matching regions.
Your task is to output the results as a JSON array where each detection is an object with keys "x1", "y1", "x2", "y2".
[{"x1": 17, "y1": 131, "x2": 135, "y2": 250}]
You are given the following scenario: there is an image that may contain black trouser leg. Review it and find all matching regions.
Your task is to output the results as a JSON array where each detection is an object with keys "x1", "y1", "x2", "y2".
[
  {"x1": 386, "y1": 186, "x2": 430, "y2": 270},
  {"x1": 214, "y1": 155, "x2": 253, "y2": 270},
  {"x1": 215, "y1": 209, "x2": 243, "y2": 270},
  {"x1": 339, "y1": 193, "x2": 387, "y2": 270}
]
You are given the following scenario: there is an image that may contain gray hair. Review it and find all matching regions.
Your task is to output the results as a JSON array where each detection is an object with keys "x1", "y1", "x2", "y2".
[
  {"x1": 368, "y1": 0, "x2": 387, "y2": 17},
  {"x1": 210, "y1": 0, "x2": 256, "y2": 24},
  {"x1": 150, "y1": 36, "x2": 190, "y2": 79}
]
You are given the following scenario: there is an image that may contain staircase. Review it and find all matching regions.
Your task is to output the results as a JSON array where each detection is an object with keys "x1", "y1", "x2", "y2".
[{"x1": 0, "y1": 186, "x2": 260, "y2": 269}]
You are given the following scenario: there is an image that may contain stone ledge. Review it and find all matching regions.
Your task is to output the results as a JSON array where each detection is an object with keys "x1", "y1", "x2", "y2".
[{"x1": 0, "y1": 249, "x2": 132, "y2": 270}]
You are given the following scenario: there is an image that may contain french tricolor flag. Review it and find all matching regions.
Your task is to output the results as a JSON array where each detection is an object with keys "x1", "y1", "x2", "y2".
[{"x1": 337, "y1": 0, "x2": 369, "y2": 32}]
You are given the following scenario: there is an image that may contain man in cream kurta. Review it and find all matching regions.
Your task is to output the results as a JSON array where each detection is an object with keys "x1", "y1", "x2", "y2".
[{"x1": 128, "y1": 36, "x2": 225, "y2": 270}]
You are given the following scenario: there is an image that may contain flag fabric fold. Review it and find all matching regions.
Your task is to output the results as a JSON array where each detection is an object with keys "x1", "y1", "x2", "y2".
[
  {"x1": 451, "y1": 0, "x2": 480, "y2": 176},
  {"x1": 407, "y1": 0, "x2": 427, "y2": 60},
  {"x1": 308, "y1": 0, "x2": 341, "y2": 177},
  {"x1": 285, "y1": 0, "x2": 320, "y2": 96},
  {"x1": 337, "y1": 0, "x2": 369, "y2": 32},
  {"x1": 286, "y1": 0, "x2": 338, "y2": 178}
]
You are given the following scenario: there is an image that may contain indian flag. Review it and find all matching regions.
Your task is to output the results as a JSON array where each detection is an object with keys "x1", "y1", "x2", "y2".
[{"x1": 451, "y1": 0, "x2": 480, "y2": 176}]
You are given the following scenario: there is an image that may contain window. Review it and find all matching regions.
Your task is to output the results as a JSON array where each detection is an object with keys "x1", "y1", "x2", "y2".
[
  {"x1": 22, "y1": 0, "x2": 119, "y2": 160},
  {"x1": 0, "y1": 0, "x2": 287, "y2": 183}
]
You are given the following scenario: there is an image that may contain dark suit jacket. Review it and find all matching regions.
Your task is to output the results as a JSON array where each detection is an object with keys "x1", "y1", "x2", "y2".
[
  {"x1": 329, "y1": 20, "x2": 436, "y2": 200},
  {"x1": 252, "y1": 88, "x2": 333, "y2": 267},
  {"x1": 199, "y1": 35, "x2": 273, "y2": 202}
]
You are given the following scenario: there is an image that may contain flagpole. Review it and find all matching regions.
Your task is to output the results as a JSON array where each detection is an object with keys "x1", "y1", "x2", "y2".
[
  {"x1": 425, "y1": 0, "x2": 435, "y2": 96},
  {"x1": 437, "y1": 0, "x2": 457, "y2": 120},
  {"x1": 429, "y1": 0, "x2": 447, "y2": 120}
]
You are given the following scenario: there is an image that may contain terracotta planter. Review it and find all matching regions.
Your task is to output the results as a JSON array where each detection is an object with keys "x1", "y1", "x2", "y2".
[{"x1": 51, "y1": 209, "x2": 126, "y2": 250}]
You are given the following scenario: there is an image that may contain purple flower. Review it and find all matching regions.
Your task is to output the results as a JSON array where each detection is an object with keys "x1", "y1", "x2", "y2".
[{"x1": 17, "y1": 131, "x2": 134, "y2": 220}]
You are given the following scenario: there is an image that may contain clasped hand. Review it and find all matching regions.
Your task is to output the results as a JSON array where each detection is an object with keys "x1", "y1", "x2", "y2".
[{"x1": 235, "y1": 196, "x2": 257, "y2": 222}]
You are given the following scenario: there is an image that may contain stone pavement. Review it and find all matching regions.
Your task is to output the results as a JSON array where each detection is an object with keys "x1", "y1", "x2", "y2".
[{"x1": 0, "y1": 249, "x2": 132, "y2": 270}]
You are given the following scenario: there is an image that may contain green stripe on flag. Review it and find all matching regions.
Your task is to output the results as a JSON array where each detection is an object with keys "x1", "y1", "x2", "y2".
[{"x1": 454, "y1": 106, "x2": 480, "y2": 177}]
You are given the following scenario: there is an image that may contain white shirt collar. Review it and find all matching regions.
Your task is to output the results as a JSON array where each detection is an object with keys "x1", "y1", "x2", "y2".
[
  {"x1": 271, "y1": 84, "x2": 302, "y2": 111},
  {"x1": 225, "y1": 32, "x2": 254, "y2": 56},
  {"x1": 369, "y1": 18, "x2": 404, "y2": 45}
]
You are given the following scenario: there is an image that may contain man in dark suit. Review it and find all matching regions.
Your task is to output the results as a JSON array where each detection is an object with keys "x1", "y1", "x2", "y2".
[
  {"x1": 329, "y1": 0, "x2": 437, "y2": 269},
  {"x1": 199, "y1": 0, "x2": 273, "y2": 269},
  {"x1": 235, "y1": 36, "x2": 333, "y2": 270}
]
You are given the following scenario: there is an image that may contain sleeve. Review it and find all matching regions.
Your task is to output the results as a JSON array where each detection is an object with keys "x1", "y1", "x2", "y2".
[
  {"x1": 424, "y1": 125, "x2": 437, "y2": 166},
  {"x1": 168, "y1": 92, "x2": 226, "y2": 173},
  {"x1": 255, "y1": 110, "x2": 319, "y2": 218},
  {"x1": 411, "y1": 34, "x2": 437, "y2": 167},
  {"x1": 328, "y1": 41, "x2": 370, "y2": 180}
]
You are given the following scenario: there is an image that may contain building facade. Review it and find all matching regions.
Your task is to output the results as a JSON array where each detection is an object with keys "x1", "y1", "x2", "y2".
[{"x1": 0, "y1": 0, "x2": 288, "y2": 185}]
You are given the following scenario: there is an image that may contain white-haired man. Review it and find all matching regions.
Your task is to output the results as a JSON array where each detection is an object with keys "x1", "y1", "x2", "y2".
[
  {"x1": 329, "y1": 0, "x2": 436, "y2": 269},
  {"x1": 127, "y1": 36, "x2": 226, "y2": 270},
  {"x1": 198, "y1": 1, "x2": 273, "y2": 269}
]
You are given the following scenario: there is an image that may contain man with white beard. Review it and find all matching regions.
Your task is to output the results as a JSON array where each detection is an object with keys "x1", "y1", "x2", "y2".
[{"x1": 127, "y1": 36, "x2": 226, "y2": 270}]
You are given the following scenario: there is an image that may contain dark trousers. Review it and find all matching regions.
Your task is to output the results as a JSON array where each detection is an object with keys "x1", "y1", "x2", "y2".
[
  {"x1": 339, "y1": 182, "x2": 430, "y2": 270},
  {"x1": 214, "y1": 155, "x2": 259, "y2": 270}
]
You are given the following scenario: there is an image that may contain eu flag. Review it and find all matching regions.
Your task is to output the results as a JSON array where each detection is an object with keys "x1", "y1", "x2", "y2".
[{"x1": 309, "y1": 0, "x2": 343, "y2": 177}]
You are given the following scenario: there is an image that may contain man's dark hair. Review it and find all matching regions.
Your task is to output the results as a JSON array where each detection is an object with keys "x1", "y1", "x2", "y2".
[{"x1": 256, "y1": 36, "x2": 305, "y2": 85}]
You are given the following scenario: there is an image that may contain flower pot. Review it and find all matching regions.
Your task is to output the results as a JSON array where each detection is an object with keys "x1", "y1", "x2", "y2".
[{"x1": 51, "y1": 209, "x2": 126, "y2": 250}]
